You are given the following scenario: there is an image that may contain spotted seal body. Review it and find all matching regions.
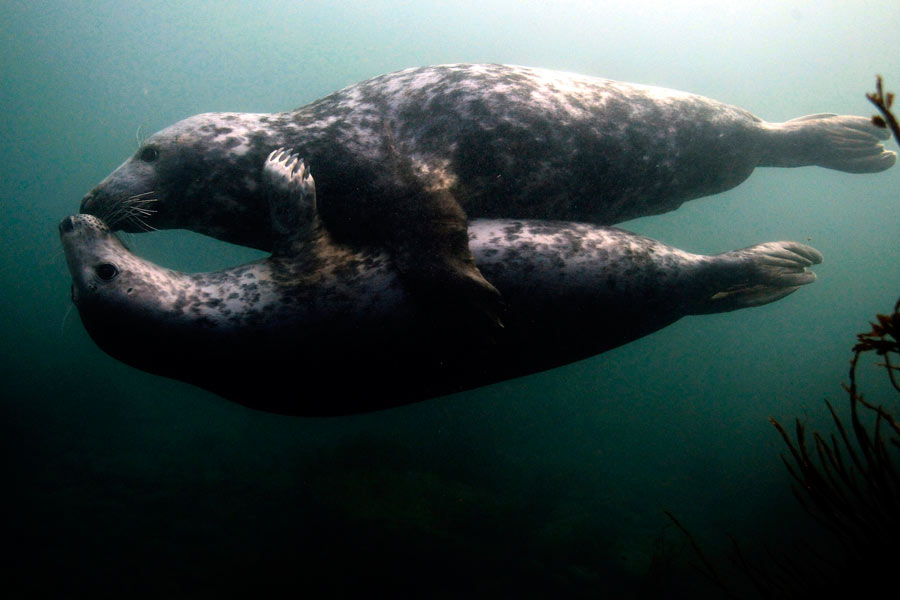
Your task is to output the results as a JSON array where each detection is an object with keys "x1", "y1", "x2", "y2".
[
  {"x1": 78, "y1": 64, "x2": 892, "y2": 330},
  {"x1": 63, "y1": 152, "x2": 823, "y2": 416}
]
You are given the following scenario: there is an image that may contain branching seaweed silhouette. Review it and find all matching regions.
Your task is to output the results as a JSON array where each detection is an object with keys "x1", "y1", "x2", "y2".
[
  {"x1": 867, "y1": 74, "x2": 899, "y2": 142},
  {"x1": 766, "y1": 294, "x2": 900, "y2": 594}
]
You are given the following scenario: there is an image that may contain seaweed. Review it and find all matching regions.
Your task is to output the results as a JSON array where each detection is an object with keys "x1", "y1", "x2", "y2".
[
  {"x1": 766, "y1": 292, "x2": 900, "y2": 593},
  {"x1": 868, "y1": 74, "x2": 900, "y2": 143}
]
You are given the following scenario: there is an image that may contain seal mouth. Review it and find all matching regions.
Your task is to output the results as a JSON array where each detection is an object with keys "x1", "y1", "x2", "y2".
[{"x1": 70, "y1": 283, "x2": 79, "y2": 306}]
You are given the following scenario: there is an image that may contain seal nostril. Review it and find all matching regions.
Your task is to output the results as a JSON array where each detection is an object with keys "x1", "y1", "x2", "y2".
[{"x1": 60, "y1": 216, "x2": 75, "y2": 234}]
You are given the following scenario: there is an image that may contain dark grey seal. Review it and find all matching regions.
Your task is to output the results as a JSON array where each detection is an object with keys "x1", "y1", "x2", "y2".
[{"x1": 63, "y1": 150, "x2": 823, "y2": 416}]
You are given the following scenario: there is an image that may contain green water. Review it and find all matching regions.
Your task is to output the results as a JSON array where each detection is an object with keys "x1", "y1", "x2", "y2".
[{"x1": 2, "y1": 1, "x2": 899, "y2": 597}]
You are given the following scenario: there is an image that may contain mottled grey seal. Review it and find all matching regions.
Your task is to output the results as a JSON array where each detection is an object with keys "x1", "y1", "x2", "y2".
[
  {"x1": 63, "y1": 150, "x2": 823, "y2": 416},
  {"x1": 78, "y1": 64, "x2": 891, "y2": 329}
]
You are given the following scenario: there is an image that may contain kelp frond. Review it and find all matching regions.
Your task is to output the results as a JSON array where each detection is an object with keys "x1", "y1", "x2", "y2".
[{"x1": 868, "y1": 74, "x2": 900, "y2": 143}]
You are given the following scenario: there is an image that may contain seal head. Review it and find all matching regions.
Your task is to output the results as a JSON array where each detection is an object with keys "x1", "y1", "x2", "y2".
[{"x1": 82, "y1": 112, "x2": 276, "y2": 248}]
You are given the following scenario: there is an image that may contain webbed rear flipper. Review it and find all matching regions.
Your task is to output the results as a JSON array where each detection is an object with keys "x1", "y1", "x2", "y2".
[
  {"x1": 696, "y1": 241, "x2": 823, "y2": 314},
  {"x1": 763, "y1": 114, "x2": 896, "y2": 173}
]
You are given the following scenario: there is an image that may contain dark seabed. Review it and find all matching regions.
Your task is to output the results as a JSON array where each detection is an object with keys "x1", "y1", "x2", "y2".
[{"x1": 2, "y1": 1, "x2": 899, "y2": 597}]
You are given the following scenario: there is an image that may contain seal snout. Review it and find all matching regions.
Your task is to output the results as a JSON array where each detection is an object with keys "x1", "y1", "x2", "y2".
[
  {"x1": 59, "y1": 214, "x2": 111, "y2": 236},
  {"x1": 79, "y1": 191, "x2": 97, "y2": 214}
]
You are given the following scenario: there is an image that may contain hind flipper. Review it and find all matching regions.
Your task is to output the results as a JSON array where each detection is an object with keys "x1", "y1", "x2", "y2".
[
  {"x1": 696, "y1": 241, "x2": 823, "y2": 313},
  {"x1": 762, "y1": 114, "x2": 896, "y2": 173}
]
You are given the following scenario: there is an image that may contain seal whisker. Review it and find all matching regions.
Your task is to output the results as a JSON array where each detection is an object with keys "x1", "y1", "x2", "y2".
[
  {"x1": 126, "y1": 194, "x2": 158, "y2": 209},
  {"x1": 127, "y1": 195, "x2": 159, "y2": 232},
  {"x1": 99, "y1": 203, "x2": 127, "y2": 228},
  {"x1": 102, "y1": 196, "x2": 140, "y2": 226},
  {"x1": 130, "y1": 215, "x2": 158, "y2": 232},
  {"x1": 59, "y1": 303, "x2": 75, "y2": 338},
  {"x1": 129, "y1": 205, "x2": 158, "y2": 217},
  {"x1": 121, "y1": 209, "x2": 156, "y2": 232},
  {"x1": 129, "y1": 205, "x2": 157, "y2": 217},
  {"x1": 127, "y1": 204, "x2": 159, "y2": 231},
  {"x1": 107, "y1": 206, "x2": 134, "y2": 229},
  {"x1": 102, "y1": 192, "x2": 158, "y2": 230},
  {"x1": 128, "y1": 191, "x2": 157, "y2": 201},
  {"x1": 94, "y1": 200, "x2": 116, "y2": 224},
  {"x1": 135, "y1": 125, "x2": 148, "y2": 148}
]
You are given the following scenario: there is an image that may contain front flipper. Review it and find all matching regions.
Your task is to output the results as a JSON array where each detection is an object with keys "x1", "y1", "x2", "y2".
[
  {"x1": 387, "y1": 185, "x2": 505, "y2": 334},
  {"x1": 378, "y1": 130, "x2": 505, "y2": 336},
  {"x1": 264, "y1": 147, "x2": 318, "y2": 256}
]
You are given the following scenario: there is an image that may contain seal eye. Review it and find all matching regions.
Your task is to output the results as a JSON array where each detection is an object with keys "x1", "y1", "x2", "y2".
[
  {"x1": 95, "y1": 263, "x2": 119, "y2": 281},
  {"x1": 139, "y1": 146, "x2": 159, "y2": 163}
]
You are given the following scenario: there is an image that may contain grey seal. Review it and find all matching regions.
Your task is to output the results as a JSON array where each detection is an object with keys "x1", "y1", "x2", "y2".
[
  {"x1": 63, "y1": 150, "x2": 824, "y2": 416},
  {"x1": 77, "y1": 64, "x2": 891, "y2": 329}
]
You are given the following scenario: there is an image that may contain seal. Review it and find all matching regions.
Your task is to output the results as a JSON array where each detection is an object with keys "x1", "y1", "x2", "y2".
[
  {"x1": 63, "y1": 150, "x2": 824, "y2": 416},
  {"x1": 77, "y1": 65, "x2": 891, "y2": 328},
  {"x1": 77, "y1": 64, "x2": 892, "y2": 329}
]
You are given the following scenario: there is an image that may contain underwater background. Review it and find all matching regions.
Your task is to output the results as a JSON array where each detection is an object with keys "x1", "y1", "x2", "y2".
[{"x1": 2, "y1": 1, "x2": 899, "y2": 597}]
